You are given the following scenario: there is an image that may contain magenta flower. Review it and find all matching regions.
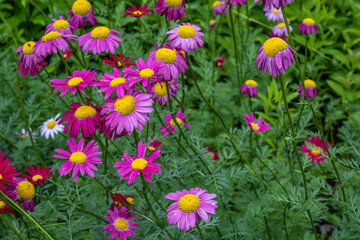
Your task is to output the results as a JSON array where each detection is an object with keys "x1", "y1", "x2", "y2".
[
  {"x1": 97, "y1": 68, "x2": 130, "y2": 99},
  {"x1": 155, "y1": 0, "x2": 187, "y2": 22},
  {"x1": 103, "y1": 206, "x2": 140, "y2": 239},
  {"x1": 54, "y1": 137, "x2": 102, "y2": 182},
  {"x1": 205, "y1": 146, "x2": 219, "y2": 160},
  {"x1": 114, "y1": 140, "x2": 162, "y2": 185},
  {"x1": 209, "y1": 20, "x2": 217, "y2": 31},
  {"x1": 78, "y1": 27, "x2": 122, "y2": 55},
  {"x1": 101, "y1": 87, "x2": 153, "y2": 137},
  {"x1": 212, "y1": 1, "x2": 229, "y2": 16},
  {"x1": 264, "y1": 7, "x2": 283, "y2": 22},
  {"x1": 230, "y1": 0, "x2": 247, "y2": 5},
  {"x1": 298, "y1": 79, "x2": 317, "y2": 98},
  {"x1": 59, "y1": 97, "x2": 101, "y2": 138},
  {"x1": 50, "y1": 69, "x2": 97, "y2": 96},
  {"x1": 46, "y1": 16, "x2": 75, "y2": 35},
  {"x1": 146, "y1": 80, "x2": 179, "y2": 107},
  {"x1": 21, "y1": 165, "x2": 54, "y2": 187},
  {"x1": 0, "y1": 150, "x2": 19, "y2": 192},
  {"x1": 15, "y1": 41, "x2": 45, "y2": 77},
  {"x1": 167, "y1": 23, "x2": 204, "y2": 53},
  {"x1": 165, "y1": 187, "x2": 218, "y2": 231},
  {"x1": 255, "y1": 37, "x2": 296, "y2": 77},
  {"x1": 6, "y1": 178, "x2": 35, "y2": 212},
  {"x1": 261, "y1": 0, "x2": 293, "y2": 9},
  {"x1": 160, "y1": 109, "x2": 191, "y2": 137},
  {"x1": 272, "y1": 22, "x2": 292, "y2": 36},
  {"x1": 298, "y1": 18, "x2": 319, "y2": 35},
  {"x1": 300, "y1": 136, "x2": 330, "y2": 164},
  {"x1": 243, "y1": 112, "x2": 270, "y2": 134},
  {"x1": 240, "y1": 80, "x2": 258, "y2": 97},
  {"x1": 68, "y1": 0, "x2": 98, "y2": 29},
  {"x1": 147, "y1": 136, "x2": 164, "y2": 153},
  {"x1": 216, "y1": 55, "x2": 227, "y2": 71}
]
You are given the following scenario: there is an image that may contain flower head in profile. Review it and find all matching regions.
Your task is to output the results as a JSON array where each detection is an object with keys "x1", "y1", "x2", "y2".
[
  {"x1": 62, "y1": 50, "x2": 74, "y2": 61},
  {"x1": 147, "y1": 136, "x2": 164, "y2": 153},
  {"x1": 0, "y1": 200, "x2": 16, "y2": 215},
  {"x1": 114, "y1": 141, "x2": 162, "y2": 185},
  {"x1": 243, "y1": 112, "x2": 270, "y2": 134},
  {"x1": 34, "y1": 32, "x2": 76, "y2": 60},
  {"x1": 272, "y1": 22, "x2": 292, "y2": 36},
  {"x1": 268, "y1": 32, "x2": 288, "y2": 42},
  {"x1": 261, "y1": 0, "x2": 293, "y2": 9},
  {"x1": 0, "y1": 151, "x2": 18, "y2": 192},
  {"x1": 110, "y1": 193, "x2": 135, "y2": 210},
  {"x1": 240, "y1": 80, "x2": 258, "y2": 97},
  {"x1": 167, "y1": 23, "x2": 204, "y2": 53},
  {"x1": 104, "y1": 54, "x2": 135, "y2": 68},
  {"x1": 54, "y1": 137, "x2": 102, "y2": 182},
  {"x1": 16, "y1": 41, "x2": 46, "y2": 77},
  {"x1": 17, "y1": 128, "x2": 37, "y2": 140},
  {"x1": 155, "y1": 0, "x2": 187, "y2": 22},
  {"x1": 78, "y1": 27, "x2": 122, "y2": 55},
  {"x1": 68, "y1": 0, "x2": 98, "y2": 28},
  {"x1": 123, "y1": 4, "x2": 153, "y2": 18},
  {"x1": 21, "y1": 165, "x2": 53, "y2": 186},
  {"x1": 256, "y1": 37, "x2": 296, "y2": 77},
  {"x1": 160, "y1": 109, "x2": 191, "y2": 137},
  {"x1": 40, "y1": 113, "x2": 64, "y2": 139},
  {"x1": 216, "y1": 55, "x2": 227, "y2": 71},
  {"x1": 6, "y1": 178, "x2": 35, "y2": 212},
  {"x1": 230, "y1": 0, "x2": 247, "y2": 5},
  {"x1": 301, "y1": 136, "x2": 330, "y2": 164},
  {"x1": 212, "y1": 1, "x2": 229, "y2": 16},
  {"x1": 298, "y1": 18, "x2": 319, "y2": 35},
  {"x1": 165, "y1": 187, "x2": 218, "y2": 231},
  {"x1": 97, "y1": 68, "x2": 130, "y2": 99},
  {"x1": 205, "y1": 147, "x2": 219, "y2": 160},
  {"x1": 146, "y1": 80, "x2": 179, "y2": 107},
  {"x1": 46, "y1": 16, "x2": 75, "y2": 35},
  {"x1": 298, "y1": 79, "x2": 317, "y2": 98},
  {"x1": 209, "y1": 20, "x2": 217, "y2": 30},
  {"x1": 103, "y1": 206, "x2": 140, "y2": 240},
  {"x1": 264, "y1": 7, "x2": 282, "y2": 22}
]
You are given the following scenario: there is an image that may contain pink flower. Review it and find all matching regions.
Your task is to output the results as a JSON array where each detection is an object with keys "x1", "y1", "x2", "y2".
[
  {"x1": 46, "y1": 16, "x2": 75, "y2": 35},
  {"x1": 147, "y1": 136, "x2": 164, "y2": 153},
  {"x1": 21, "y1": 165, "x2": 53, "y2": 186},
  {"x1": 264, "y1": 7, "x2": 283, "y2": 22},
  {"x1": 230, "y1": 0, "x2": 247, "y2": 5},
  {"x1": 216, "y1": 55, "x2": 227, "y2": 71},
  {"x1": 272, "y1": 22, "x2": 292, "y2": 36},
  {"x1": 240, "y1": 80, "x2": 258, "y2": 97},
  {"x1": 68, "y1": 0, "x2": 98, "y2": 29},
  {"x1": 261, "y1": 0, "x2": 293, "y2": 9},
  {"x1": 0, "y1": 150, "x2": 19, "y2": 192},
  {"x1": 160, "y1": 109, "x2": 191, "y2": 137},
  {"x1": 300, "y1": 136, "x2": 330, "y2": 164},
  {"x1": 167, "y1": 23, "x2": 204, "y2": 53},
  {"x1": 114, "y1": 141, "x2": 162, "y2": 185},
  {"x1": 298, "y1": 79, "x2": 317, "y2": 98},
  {"x1": 146, "y1": 80, "x2": 179, "y2": 107},
  {"x1": 165, "y1": 187, "x2": 218, "y2": 231},
  {"x1": 6, "y1": 178, "x2": 35, "y2": 212},
  {"x1": 155, "y1": 0, "x2": 187, "y2": 22},
  {"x1": 298, "y1": 18, "x2": 319, "y2": 35},
  {"x1": 205, "y1": 146, "x2": 219, "y2": 160},
  {"x1": 243, "y1": 112, "x2": 270, "y2": 134},
  {"x1": 97, "y1": 67, "x2": 130, "y2": 99},
  {"x1": 54, "y1": 137, "x2": 102, "y2": 182},
  {"x1": 212, "y1": 1, "x2": 229, "y2": 16},
  {"x1": 15, "y1": 41, "x2": 46, "y2": 77}
]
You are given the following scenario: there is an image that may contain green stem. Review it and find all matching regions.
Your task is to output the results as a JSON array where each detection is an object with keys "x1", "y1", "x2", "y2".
[
  {"x1": 57, "y1": 51, "x2": 71, "y2": 74},
  {"x1": 195, "y1": 222, "x2": 205, "y2": 240},
  {"x1": 37, "y1": 72, "x2": 70, "y2": 107},
  {"x1": 304, "y1": 35, "x2": 309, "y2": 76},
  {"x1": 229, "y1": 4, "x2": 241, "y2": 87},
  {"x1": 295, "y1": 104, "x2": 305, "y2": 134},
  {"x1": 141, "y1": 175, "x2": 167, "y2": 212},
  {"x1": 137, "y1": 18, "x2": 144, "y2": 58},
  {"x1": 0, "y1": 214, "x2": 26, "y2": 240}
]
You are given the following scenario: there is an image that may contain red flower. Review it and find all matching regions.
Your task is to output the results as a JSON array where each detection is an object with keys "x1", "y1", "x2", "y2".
[
  {"x1": 123, "y1": 4, "x2": 153, "y2": 18},
  {"x1": 104, "y1": 54, "x2": 134, "y2": 68},
  {"x1": 62, "y1": 50, "x2": 74, "y2": 61},
  {"x1": 21, "y1": 165, "x2": 54, "y2": 186},
  {"x1": 300, "y1": 136, "x2": 331, "y2": 164},
  {"x1": 147, "y1": 136, "x2": 164, "y2": 153},
  {"x1": 205, "y1": 146, "x2": 219, "y2": 160},
  {"x1": 216, "y1": 55, "x2": 227, "y2": 71},
  {"x1": 0, "y1": 200, "x2": 16, "y2": 216},
  {"x1": 0, "y1": 151, "x2": 18, "y2": 192},
  {"x1": 110, "y1": 193, "x2": 135, "y2": 210}
]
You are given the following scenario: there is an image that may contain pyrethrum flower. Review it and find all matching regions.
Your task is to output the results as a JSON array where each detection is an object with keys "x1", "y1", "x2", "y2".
[
  {"x1": 123, "y1": 58, "x2": 164, "y2": 87},
  {"x1": 147, "y1": 136, "x2": 164, "y2": 152},
  {"x1": 244, "y1": 112, "x2": 270, "y2": 134},
  {"x1": 261, "y1": 0, "x2": 293, "y2": 9},
  {"x1": 21, "y1": 165, "x2": 54, "y2": 186},
  {"x1": 46, "y1": 16, "x2": 75, "y2": 35},
  {"x1": 114, "y1": 141, "x2": 162, "y2": 185},
  {"x1": 146, "y1": 80, "x2": 179, "y2": 107},
  {"x1": 216, "y1": 55, "x2": 227, "y2": 70},
  {"x1": 255, "y1": 37, "x2": 296, "y2": 77},
  {"x1": 165, "y1": 188, "x2": 218, "y2": 231},
  {"x1": 16, "y1": 41, "x2": 45, "y2": 77},
  {"x1": 160, "y1": 109, "x2": 191, "y2": 137},
  {"x1": 54, "y1": 137, "x2": 102, "y2": 182},
  {"x1": 0, "y1": 200, "x2": 16, "y2": 215},
  {"x1": 39, "y1": 113, "x2": 64, "y2": 139},
  {"x1": 6, "y1": 178, "x2": 35, "y2": 212},
  {"x1": 167, "y1": 23, "x2": 204, "y2": 53},
  {"x1": 240, "y1": 80, "x2": 258, "y2": 97},
  {"x1": 59, "y1": 98, "x2": 101, "y2": 138},
  {"x1": 155, "y1": 0, "x2": 187, "y2": 22},
  {"x1": 301, "y1": 136, "x2": 330, "y2": 164},
  {"x1": 104, "y1": 54, "x2": 135, "y2": 68},
  {"x1": 97, "y1": 68, "x2": 130, "y2": 99},
  {"x1": 205, "y1": 147, "x2": 219, "y2": 160},
  {"x1": 272, "y1": 22, "x2": 292, "y2": 36},
  {"x1": 68, "y1": 0, "x2": 98, "y2": 28},
  {"x1": 298, "y1": 79, "x2": 317, "y2": 98},
  {"x1": 230, "y1": 0, "x2": 247, "y2": 5},
  {"x1": 298, "y1": 18, "x2": 319, "y2": 35},
  {"x1": 264, "y1": 7, "x2": 283, "y2": 22},
  {"x1": 62, "y1": 50, "x2": 74, "y2": 61},
  {"x1": 78, "y1": 27, "x2": 122, "y2": 55},
  {"x1": 110, "y1": 193, "x2": 135, "y2": 210},
  {"x1": 212, "y1": 1, "x2": 229, "y2": 16},
  {"x1": 0, "y1": 151, "x2": 18, "y2": 192},
  {"x1": 209, "y1": 20, "x2": 217, "y2": 30},
  {"x1": 123, "y1": 4, "x2": 153, "y2": 18},
  {"x1": 103, "y1": 206, "x2": 140, "y2": 239},
  {"x1": 34, "y1": 32, "x2": 76, "y2": 60},
  {"x1": 17, "y1": 128, "x2": 37, "y2": 140}
]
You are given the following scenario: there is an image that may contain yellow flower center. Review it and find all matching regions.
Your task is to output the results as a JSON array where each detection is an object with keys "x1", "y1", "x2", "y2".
[
  {"x1": 139, "y1": 69, "x2": 155, "y2": 78},
  {"x1": 272, "y1": 9, "x2": 280, "y2": 13},
  {"x1": 114, "y1": 95, "x2": 136, "y2": 115},
  {"x1": 156, "y1": 48, "x2": 177, "y2": 64},
  {"x1": 126, "y1": 197, "x2": 134, "y2": 204},
  {"x1": 20, "y1": 135, "x2": 27, "y2": 139},
  {"x1": 245, "y1": 80, "x2": 258, "y2": 87},
  {"x1": 114, "y1": 201, "x2": 122, "y2": 207},
  {"x1": 0, "y1": 201, "x2": 5, "y2": 209},
  {"x1": 213, "y1": 1, "x2": 222, "y2": 7},
  {"x1": 154, "y1": 82, "x2": 168, "y2": 97},
  {"x1": 131, "y1": 158, "x2": 148, "y2": 170},
  {"x1": 53, "y1": 20, "x2": 69, "y2": 30},
  {"x1": 42, "y1": 31, "x2": 62, "y2": 42},
  {"x1": 177, "y1": 26, "x2": 196, "y2": 39},
  {"x1": 133, "y1": 11, "x2": 142, "y2": 16},
  {"x1": 178, "y1": 194, "x2": 200, "y2": 213},
  {"x1": 91, "y1": 27, "x2": 110, "y2": 39},
  {"x1": 117, "y1": 61, "x2": 122, "y2": 66},
  {"x1": 148, "y1": 146, "x2": 156, "y2": 151},
  {"x1": 47, "y1": 120, "x2": 57, "y2": 129},
  {"x1": 110, "y1": 78, "x2": 126, "y2": 87},
  {"x1": 23, "y1": 41, "x2": 36, "y2": 55},
  {"x1": 303, "y1": 18, "x2": 315, "y2": 25},
  {"x1": 17, "y1": 181, "x2": 35, "y2": 201},
  {"x1": 165, "y1": 0, "x2": 182, "y2": 8},
  {"x1": 68, "y1": 77, "x2": 84, "y2": 86},
  {"x1": 263, "y1": 37, "x2": 288, "y2": 58},
  {"x1": 74, "y1": 106, "x2": 97, "y2": 119},
  {"x1": 72, "y1": 0, "x2": 91, "y2": 16},
  {"x1": 210, "y1": 20, "x2": 216, "y2": 24},
  {"x1": 210, "y1": 153, "x2": 215, "y2": 159},
  {"x1": 304, "y1": 79, "x2": 316, "y2": 88},
  {"x1": 170, "y1": 118, "x2": 182, "y2": 127},
  {"x1": 251, "y1": 123, "x2": 259, "y2": 131},
  {"x1": 277, "y1": 23, "x2": 286, "y2": 29},
  {"x1": 0, "y1": 174, "x2": 2, "y2": 180},
  {"x1": 311, "y1": 147, "x2": 321, "y2": 155},
  {"x1": 63, "y1": 54, "x2": 68, "y2": 58},
  {"x1": 70, "y1": 152, "x2": 87, "y2": 164},
  {"x1": 32, "y1": 175, "x2": 43, "y2": 181},
  {"x1": 115, "y1": 219, "x2": 128, "y2": 230}
]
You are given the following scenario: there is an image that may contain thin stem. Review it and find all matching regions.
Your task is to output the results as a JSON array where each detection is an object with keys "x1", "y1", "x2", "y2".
[
  {"x1": 142, "y1": 175, "x2": 167, "y2": 212},
  {"x1": 295, "y1": 104, "x2": 305, "y2": 134},
  {"x1": 57, "y1": 51, "x2": 71, "y2": 74},
  {"x1": 229, "y1": 4, "x2": 241, "y2": 87},
  {"x1": 304, "y1": 35, "x2": 309, "y2": 76},
  {"x1": 195, "y1": 223, "x2": 205, "y2": 240},
  {"x1": 0, "y1": 214, "x2": 26, "y2": 240},
  {"x1": 137, "y1": 18, "x2": 144, "y2": 58}
]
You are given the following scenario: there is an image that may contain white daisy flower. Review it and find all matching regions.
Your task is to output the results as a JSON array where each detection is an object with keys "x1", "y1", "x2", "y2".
[
  {"x1": 18, "y1": 128, "x2": 37, "y2": 140},
  {"x1": 39, "y1": 113, "x2": 64, "y2": 139}
]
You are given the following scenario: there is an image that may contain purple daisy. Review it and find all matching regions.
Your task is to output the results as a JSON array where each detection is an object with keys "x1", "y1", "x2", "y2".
[
  {"x1": 272, "y1": 22, "x2": 292, "y2": 36},
  {"x1": 78, "y1": 27, "x2": 122, "y2": 55},
  {"x1": 240, "y1": 80, "x2": 258, "y2": 97},
  {"x1": 243, "y1": 112, "x2": 270, "y2": 134},
  {"x1": 230, "y1": 0, "x2": 247, "y2": 5},
  {"x1": 298, "y1": 18, "x2": 319, "y2": 35},
  {"x1": 167, "y1": 23, "x2": 204, "y2": 53},
  {"x1": 97, "y1": 68, "x2": 130, "y2": 99},
  {"x1": 46, "y1": 16, "x2": 76, "y2": 35},
  {"x1": 264, "y1": 7, "x2": 283, "y2": 22},
  {"x1": 165, "y1": 187, "x2": 218, "y2": 231},
  {"x1": 155, "y1": 0, "x2": 187, "y2": 22},
  {"x1": 261, "y1": 0, "x2": 293, "y2": 9},
  {"x1": 68, "y1": 0, "x2": 98, "y2": 29},
  {"x1": 212, "y1": 1, "x2": 229, "y2": 16},
  {"x1": 5, "y1": 178, "x2": 35, "y2": 212},
  {"x1": 160, "y1": 109, "x2": 191, "y2": 137},
  {"x1": 15, "y1": 41, "x2": 46, "y2": 77},
  {"x1": 146, "y1": 80, "x2": 180, "y2": 107},
  {"x1": 298, "y1": 79, "x2": 317, "y2": 98}
]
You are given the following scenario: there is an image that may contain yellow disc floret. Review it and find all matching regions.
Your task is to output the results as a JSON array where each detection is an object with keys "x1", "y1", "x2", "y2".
[
  {"x1": 178, "y1": 194, "x2": 200, "y2": 213},
  {"x1": 148, "y1": 146, "x2": 156, "y2": 151},
  {"x1": 114, "y1": 95, "x2": 136, "y2": 115},
  {"x1": 42, "y1": 31, "x2": 62, "y2": 42},
  {"x1": 115, "y1": 219, "x2": 128, "y2": 230},
  {"x1": 210, "y1": 20, "x2": 216, "y2": 25},
  {"x1": 32, "y1": 175, "x2": 43, "y2": 181},
  {"x1": 263, "y1": 37, "x2": 288, "y2": 58},
  {"x1": 17, "y1": 181, "x2": 35, "y2": 201},
  {"x1": 68, "y1": 77, "x2": 84, "y2": 86},
  {"x1": 303, "y1": 18, "x2": 315, "y2": 25},
  {"x1": 251, "y1": 123, "x2": 259, "y2": 131},
  {"x1": 91, "y1": 27, "x2": 110, "y2": 39},
  {"x1": 126, "y1": 197, "x2": 134, "y2": 204},
  {"x1": 133, "y1": 11, "x2": 142, "y2": 16},
  {"x1": 74, "y1": 106, "x2": 97, "y2": 119},
  {"x1": 23, "y1": 41, "x2": 36, "y2": 55},
  {"x1": 272, "y1": 9, "x2": 280, "y2": 14},
  {"x1": 53, "y1": 20, "x2": 69, "y2": 30},
  {"x1": 139, "y1": 69, "x2": 155, "y2": 78},
  {"x1": 170, "y1": 118, "x2": 182, "y2": 127},
  {"x1": 131, "y1": 158, "x2": 148, "y2": 170},
  {"x1": 0, "y1": 201, "x2": 5, "y2": 209},
  {"x1": 177, "y1": 26, "x2": 196, "y2": 39},
  {"x1": 156, "y1": 48, "x2": 177, "y2": 64},
  {"x1": 70, "y1": 152, "x2": 87, "y2": 164},
  {"x1": 311, "y1": 147, "x2": 321, "y2": 155},
  {"x1": 0, "y1": 174, "x2": 3, "y2": 180},
  {"x1": 277, "y1": 23, "x2": 286, "y2": 29},
  {"x1": 212, "y1": 1, "x2": 222, "y2": 7},
  {"x1": 154, "y1": 82, "x2": 168, "y2": 97},
  {"x1": 72, "y1": 0, "x2": 91, "y2": 16},
  {"x1": 245, "y1": 80, "x2": 258, "y2": 87},
  {"x1": 110, "y1": 78, "x2": 126, "y2": 87},
  {"x1": 304, "y1": 79, "x2": 316, "y2": 88},
  {"x1": 47, "y1": 121, "x2": 57, "y2": 129},
  {"x1": 165, "y1": 0, "x2": 182, "y2": 8},
  {"x1": 20, "y1": 135, "x2": 27, "y2": 139}
]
